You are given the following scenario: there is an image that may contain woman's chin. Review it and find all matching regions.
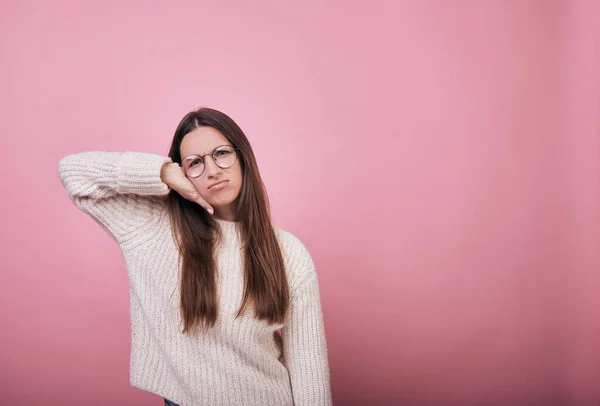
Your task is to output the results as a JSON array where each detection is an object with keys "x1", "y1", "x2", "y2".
[{"x1": 207, "y1": 197, "x2": 236, "y2": 207}]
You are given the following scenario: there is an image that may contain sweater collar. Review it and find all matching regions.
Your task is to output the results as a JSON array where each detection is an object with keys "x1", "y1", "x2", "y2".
[{"x1": 213, "y1": 217, "x2": 240, "y2": 241}]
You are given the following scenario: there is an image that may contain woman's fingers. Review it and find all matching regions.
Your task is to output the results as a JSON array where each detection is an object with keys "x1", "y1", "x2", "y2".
[
  {"x1": 197, "y1": 197, "x2": 214, "y2": 215},
  {"x1": 171, "y1": 164, "x2": 214, "y2": 215}
]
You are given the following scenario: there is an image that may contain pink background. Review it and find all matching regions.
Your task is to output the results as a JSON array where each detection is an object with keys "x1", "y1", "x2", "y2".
[{"x1": 1, "y1": 1, "x2": 599, "y2": 405}]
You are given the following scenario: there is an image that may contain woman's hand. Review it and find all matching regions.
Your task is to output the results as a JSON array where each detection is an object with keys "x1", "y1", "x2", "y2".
[{"x1": 161, "y1": 162, "x2": 214, "y2": 215}]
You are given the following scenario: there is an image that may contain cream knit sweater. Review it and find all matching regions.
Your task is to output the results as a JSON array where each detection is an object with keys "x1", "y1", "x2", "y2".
[{"x1": 57, "y1": 151, "x2": 332, "y2": 406}]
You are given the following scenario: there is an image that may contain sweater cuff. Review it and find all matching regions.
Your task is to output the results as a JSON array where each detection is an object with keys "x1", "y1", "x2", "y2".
[{"x1": 116, "y1": 152, "x2": 173, "y2": 196}]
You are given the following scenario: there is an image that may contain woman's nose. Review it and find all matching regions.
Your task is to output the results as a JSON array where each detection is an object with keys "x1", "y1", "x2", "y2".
[{"x1": 204, "y1": 157, "x2": 222, "y2": 177}]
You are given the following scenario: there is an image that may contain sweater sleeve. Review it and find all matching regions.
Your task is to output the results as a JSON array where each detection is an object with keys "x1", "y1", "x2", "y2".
[
  {"x1": 57, "y1": 151, "x2": 173, "y2": 246},
  {"x1": 282, "y1": 268, "x2": 333, "y2": 405}
]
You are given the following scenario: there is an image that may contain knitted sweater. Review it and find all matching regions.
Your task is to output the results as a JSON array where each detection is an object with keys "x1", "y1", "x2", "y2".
[{"x1": 57, "y1": 151, "x2": 332, "y2": 406}]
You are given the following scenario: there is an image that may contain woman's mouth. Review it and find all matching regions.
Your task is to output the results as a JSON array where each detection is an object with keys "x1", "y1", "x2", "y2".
[{"x1": 208, "y1": 180, "x2": 229, "y2": 190}]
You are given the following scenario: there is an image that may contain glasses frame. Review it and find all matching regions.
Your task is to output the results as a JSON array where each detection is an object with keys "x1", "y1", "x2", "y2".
[{"x1": 181, "y1": 144, "x2": 240, "y2": 179}]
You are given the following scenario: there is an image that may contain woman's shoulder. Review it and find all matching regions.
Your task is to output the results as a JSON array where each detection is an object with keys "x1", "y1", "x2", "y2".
[
  {"x1": 272, "y1": 225, "x2": 318, "y2": 291},
  {"x1": 272, "y1": 224, "x2": 299, "y2": 244}
]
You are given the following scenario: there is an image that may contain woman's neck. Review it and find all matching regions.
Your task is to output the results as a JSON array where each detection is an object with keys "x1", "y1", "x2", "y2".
[{"x1": 213, "y1": 204, "x2": 237, "y2": 221}]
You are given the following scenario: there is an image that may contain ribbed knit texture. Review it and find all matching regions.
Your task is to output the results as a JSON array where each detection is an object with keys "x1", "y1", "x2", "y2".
[{"x1": 57, "y1": 151, "x2": 332, "y2": 406}]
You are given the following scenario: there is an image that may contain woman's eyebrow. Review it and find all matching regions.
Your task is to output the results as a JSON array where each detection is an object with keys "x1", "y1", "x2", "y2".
[
  {"x1": 202, "y1": 145, "x2": 229, "y2": 155},
  {"x1": 186, "y1": 149, "x2": 211, "y2": 157},
  {"x1": 186, "y1": 145, "x2": 228, "y2": 158}
]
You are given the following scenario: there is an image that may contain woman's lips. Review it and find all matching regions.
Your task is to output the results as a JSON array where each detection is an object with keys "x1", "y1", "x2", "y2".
[{"x1": 208, "y1": 180, "x2": 228, "y2": 190}]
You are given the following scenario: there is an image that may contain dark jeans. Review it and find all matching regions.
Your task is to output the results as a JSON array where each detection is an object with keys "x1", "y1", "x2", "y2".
[{"x1": 164, "y1": 398, "x2": 180, "y2": 406}]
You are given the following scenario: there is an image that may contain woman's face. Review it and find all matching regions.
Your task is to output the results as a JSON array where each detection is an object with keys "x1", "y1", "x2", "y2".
[{"x1": 180, "y1": 126, "x2": 243, "y2": 220}]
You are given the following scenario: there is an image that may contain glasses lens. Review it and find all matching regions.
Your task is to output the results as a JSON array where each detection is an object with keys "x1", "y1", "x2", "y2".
[
  {"x1": 182, "y1": 146, "x2": 237, "y2": 178},
  {"x1": 214, "y1": 146, "x2": 237, "y2": 168},
  {"x1": 182, "y1": 156, "x2": 204, "y2": 178}
]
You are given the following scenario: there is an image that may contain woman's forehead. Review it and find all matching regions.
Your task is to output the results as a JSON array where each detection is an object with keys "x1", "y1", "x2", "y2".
[{"x1": 180, "y1": 127, "x2": 228, "y2": 156}]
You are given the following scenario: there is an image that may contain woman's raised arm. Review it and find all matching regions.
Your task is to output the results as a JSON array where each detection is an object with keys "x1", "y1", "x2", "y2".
[{"x1": 57, "y1": 151, "x2": 173, "y2": 246}]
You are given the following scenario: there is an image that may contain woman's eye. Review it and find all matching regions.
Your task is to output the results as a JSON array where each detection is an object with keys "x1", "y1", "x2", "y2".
[{"x1": 190, "y1": 159, "x2": 202, "y2": 167}]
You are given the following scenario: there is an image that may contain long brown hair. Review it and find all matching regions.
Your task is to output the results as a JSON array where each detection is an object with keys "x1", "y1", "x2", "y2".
[{"x1": 165, "y1": 107, "x2": 289, "y2": 334}]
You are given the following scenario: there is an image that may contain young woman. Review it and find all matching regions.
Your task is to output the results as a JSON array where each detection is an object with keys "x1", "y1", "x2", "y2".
[{"x1": 57, "y1": 107, "x2": 332, "y2": 406}]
